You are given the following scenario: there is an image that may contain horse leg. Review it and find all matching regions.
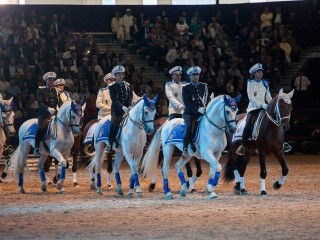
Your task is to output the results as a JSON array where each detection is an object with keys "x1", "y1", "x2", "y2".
[
  {"x1": 94, "y1": 144, "x2": 106, "y2": 195},
  {"x1": 148, "y1": 150, "x2": 163, "y2": 192},
  {"x1": 15, "y1": 144, "x2": 30, "y2": 193},
  {"x1": 72, "y1": 153, "x2": 79, "y2": 187},
  {"x1": 124, "y1": 152, "x2": 140, "y2": 198},
  {"x1": 38, "y1": 154, "x2": 48, "y2": 192},
  {"x1": 50, "y1": 149, "x2": 68, "y2": 193},
  {"x1": 191, "y1": 157, "x2": 202, "y2": 193},
  {"x1": 202, "y1": 150, "x2": 222, "y2": 199},
  {"x1": 113, "y1": 152, "x2": 124, "y2": 196},
  {"x1": 106, "y1": 152, "x2": 113, "y2": 190},
  {"x1": 44, "y1": 156, "x2": 53, "y2": 185},
  {"x1": 273, "y1": 150, "x2": 289, "y2": 190},
  {"x1": 258, "y1": 151, "x2": 267, "y2": 195},
  {"x1": 1, "y1": 156, "x2": 9, "y2": 180},
  {"x1": 52, "y1": 157, "x2": 59, "y2": 184},
  {"x1": 162, "y1": 145, "x2": 174, "y2": 200},
  {"x1": 236, "y1": 153, "x2": 250, "y2": 196},
  {"x1": 175, "y1": 152, "x2": 192, "y2": 198}
]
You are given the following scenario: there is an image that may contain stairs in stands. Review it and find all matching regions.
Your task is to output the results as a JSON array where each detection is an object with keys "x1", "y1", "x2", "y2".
[
  {"x1": 275, "y1": 46, "x2": 320, "y2": 93},
  {"x1": 92, "y1": 34, "x2": 165, "y2": 85}
]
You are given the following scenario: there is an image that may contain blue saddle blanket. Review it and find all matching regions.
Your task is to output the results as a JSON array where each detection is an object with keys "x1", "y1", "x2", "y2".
[
  {"x1": 96, "y1": 120, "x2": 111, "y2": 143},
  {"x1": 164, "y1": 122, "x2": 199, "y2": 144},
  {"x1": 22, "y1": 122, "x2": 51, "y2": 141}
]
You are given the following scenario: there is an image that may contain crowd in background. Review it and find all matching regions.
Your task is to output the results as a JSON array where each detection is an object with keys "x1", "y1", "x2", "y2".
[{"x1": 0, "y1": 6, "x2": 304, "y2": 121}]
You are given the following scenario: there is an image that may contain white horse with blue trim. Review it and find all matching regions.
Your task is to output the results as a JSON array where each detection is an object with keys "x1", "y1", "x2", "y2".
[
  {"x1": 88, "y1": 95, "x2": 158, "y2": 196},
  {"x1": 0, "y1": 97, "x2": 16, "y2": 181},
  {"x1": 11, "y1": 100, "x2": 86, "y2": 193},
  {"x1": 142, "y1": 94, "x2": 240, "y2": 199}
]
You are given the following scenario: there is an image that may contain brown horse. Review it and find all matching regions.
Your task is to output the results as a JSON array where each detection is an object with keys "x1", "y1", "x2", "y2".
[
  {"x1": 44, "y1": 119, "x2": 113, "y2": 189},
  {"x1": 146, "y1": 117, "x2": 202, "y2": 192},
  {"x1": 223, "y1": 89, "x2": 294, "y2": 195}
]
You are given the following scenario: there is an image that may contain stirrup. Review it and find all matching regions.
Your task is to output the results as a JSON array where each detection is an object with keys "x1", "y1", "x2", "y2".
[
  {"x1": 283, "y1": 142, "x2": 292, "y2": 153},
  {"x1": 34, "y1": 148, "x2": 40, "y2": 155},
  {"x1": 104, "y1": 145, "x2": 111, "y2": 153},
  {"x1": 182, "y1": 147, "x2": 189, "y2": 157},
  {"x1": 236, "y1": 145, "x2": 244, "y2": 156}
]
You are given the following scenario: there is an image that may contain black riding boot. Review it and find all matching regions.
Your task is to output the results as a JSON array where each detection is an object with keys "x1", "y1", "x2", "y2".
[
  {"x1": 190, "y1": 119, "x2": 198, "y2": 152},
  {"x1": 34, "y1": 128, "x2": 42, "y2": 155}
]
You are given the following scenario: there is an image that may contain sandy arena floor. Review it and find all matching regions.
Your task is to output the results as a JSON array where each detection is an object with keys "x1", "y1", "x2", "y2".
[{"x1": 0, "y1": 154, "x2": 319, "y2": 240}]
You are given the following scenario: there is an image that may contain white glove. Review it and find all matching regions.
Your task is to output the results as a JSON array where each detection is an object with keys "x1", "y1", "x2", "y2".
[
  {"x1": 47, "y1": 107, "x2": 56, "y2": 115},
  {"x1": 122, "y1": 106, "x2": 128, "y2": 113},
  {"x1": 262, "y1": 103, "x2": 268, "y2": 110},
  {"x1": 198, "y1": 107, "x2": 206, "y2": 114},
  {"x1": 178, "y1": 105, "x2": 185, "y2": 111}
]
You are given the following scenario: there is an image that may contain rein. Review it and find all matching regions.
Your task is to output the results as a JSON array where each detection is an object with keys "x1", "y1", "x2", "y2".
[
  {"x1": 205, "y1": 104, "x2": 236, "y2": 133},
  {"x1": 127, "y1": 102, "x2": 154, "y2": 131},
  {"x1": 265, "y1": 97, "x2": 291, "y2": 128}
]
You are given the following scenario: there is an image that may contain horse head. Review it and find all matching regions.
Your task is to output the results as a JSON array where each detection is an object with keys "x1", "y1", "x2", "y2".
[
  {"x1": 0, "y1": 97, "x2": 16, "y2": 136},
  {"x1": 222, "y1": 95, "x2": 240, "y2": 134},
  {"x1": 69, "y1": 99, "x2": 86, "y2": 135},
  {"x1": 140, "y1": 94, "x2": 158, "y2": 135},
  {"x1": 276, "y1": 88, "x2": 294, "y2": 131}
]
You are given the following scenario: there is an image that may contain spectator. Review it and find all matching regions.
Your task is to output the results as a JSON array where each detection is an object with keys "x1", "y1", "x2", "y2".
[
  {"x1": 123, "y1": 9, "x2": 134, "y2": 40},
  {"x1": 260, "y1": 7, "x2": 273, "y2": 30},
  {"x1": 6, "y1": 79, "x2": 21, "y2": 97},
  {"x1": 293, "y1": 69, "x2": 311, "y2": 108},
  {"x1": 111, "y1": 11, "x2": 124, "y2": 43}
]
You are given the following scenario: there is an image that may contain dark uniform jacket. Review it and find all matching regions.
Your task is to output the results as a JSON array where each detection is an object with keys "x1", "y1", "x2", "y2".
[
  {"x1": 182, "y1": 82, "x2": 208, "y2": 115},
  {"x1": 37, "y1": 87, "x2": 59, "y2": 116},
  {"x1": 109, "y1": 81, "x2": 133, "y2": 116}
]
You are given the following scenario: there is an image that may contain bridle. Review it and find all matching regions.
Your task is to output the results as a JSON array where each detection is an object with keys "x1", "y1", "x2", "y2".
[
  {"x1": 1, "y1": 109, "x2": 15, "y2": 134},
  {"x1": 265, "y1": 96, "x2": 291, "y2": 128},
  {"x1": 56, "y1": 109, "x2": 82, "y2": 133},
  {"x1": 127, "y1": 102, "x2": 155, "y2": 132},
  {"x1": 205, "y1": 103, "x2": 236, "y2": 133}
]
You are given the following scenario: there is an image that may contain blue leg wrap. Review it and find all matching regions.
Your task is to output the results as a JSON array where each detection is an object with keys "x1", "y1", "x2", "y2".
[
  {"x1": 115, "y1": 172, "x2": 121, "y2": 185},
  {"x1": 60, "y1": 166, "x2": 66, "y2": 180},
  {"x1": 209, "y1": 172, "x2": 221, "y2": 186},
  {"x1": 129, "y1": 175, "x2": 135, "y2": 189},
  {"x1": 178, "y1": 172, "x2": 186, "y2": 185},
  {"x1": 18, "y1": 173, "x2": 23, "y2": 186},
  {"x1": 97, "y1": 173, "x2": 101, "y2": 187},
  {"x1": 133, "y1": 173, "x2": 140, "y2": 187},
  {"x1": 39, "y1": 170, "x2": 45, "y2": 182},
  {"x1": 163, "y1": 179, "x2": 170, "y2": 194}
]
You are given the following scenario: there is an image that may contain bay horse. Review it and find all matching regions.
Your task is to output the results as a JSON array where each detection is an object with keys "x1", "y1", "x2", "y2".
[
  {"x1": 88, "y1": 95, "x2": 158, "y2": 196},
  {"x1": 11, "y1": 100, "x2": 86, "y2": 193},
  {"x1": 146, "y1": 116, "x2": 203, "y2": 193},
  {"x1": 142, "y1": 95, "x2": 240, "y2": 200},
  {"x1": 223, "y1": 89, "x2": 294, "y2": 195}
]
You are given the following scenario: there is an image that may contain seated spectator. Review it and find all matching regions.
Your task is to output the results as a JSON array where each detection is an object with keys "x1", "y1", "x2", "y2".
[
  {"x1": 189, "y1": 17, "x2": 200, "y2": 36},
  {"x1": 0, "y1": 75, "x2": 10, "y2": 98},
  {"x1": 26, "y1": 93, "x2": 39, "y2": 118},
  {"x1": 6, "y1": 79, "x2": 21, "y2": 97},
  {"x1": 84, "y1": 94, "x2": 98, "y2": 117},
  {"x1": 260, "y1": 7, "x2": 273, "y2": 30},
  {"x1": 111, "y1": 11, "x2": 124, "y2": 42},
  {"x1": 175, "y1": 16, "x2": 189, "y2": 37}
]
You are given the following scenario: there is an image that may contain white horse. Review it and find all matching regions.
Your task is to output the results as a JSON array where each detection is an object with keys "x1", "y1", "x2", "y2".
[
  {"x1": 142, "y1": 95, "x2": 240, "y2": 200},
  {"x1": 0, "y1": 97, "x2": 16, "y2": 181},
  {"x1": 11, "y1": 100, "x2": 86, "y2": 193},
  {"x1": 88, "y1": 95, "x2": 158, "y2": 196}
]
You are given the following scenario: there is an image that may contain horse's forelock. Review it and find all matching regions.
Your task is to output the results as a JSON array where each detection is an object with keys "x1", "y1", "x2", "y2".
[{"x1": 206, "y1": 95, "x2": 224, "y2": 112}]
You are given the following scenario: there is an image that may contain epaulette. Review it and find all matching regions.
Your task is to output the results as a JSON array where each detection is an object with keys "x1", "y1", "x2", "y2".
[
  {"x1": 99, "y1": 87, "x2": 107, "y2": 91},
  {"x1": 199, "y1": 82, "x2": 207, "y2": 86},
  {"x1": 165, "y1": 81, "x2": 172, "y2": 85},
  {"x1": 38, "y1": 86, "x2": 46, "y2": 89},
  {"x1": 108, "y1": 82, "x2": 116, "y2": 86},
  {"x1": 123, "y1": 81, "x2": 130, "y2": 86}
]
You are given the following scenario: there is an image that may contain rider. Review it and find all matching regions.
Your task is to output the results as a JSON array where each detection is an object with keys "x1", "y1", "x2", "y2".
[
  {"x1": 107, "y1": 65, "x2": 133, "y2": 152},
  {"x1": 236, "y1": 63, "x2": 272, "y2": 155},
  {"x1": 182, "y1": 66, "x2": 208, "y2": 157},
  {"x1": 165, "y1": 66, "x2": 185, "y2": 120},
  {"x1": 54, "y1": 78, "x2": 71, "y2": 107},
  {"x1": 34, "y1": 72, "x2": 59, "y2": 155},
  {"x1": 96, "y1": 73, "x2": 115, "y2": 120}
]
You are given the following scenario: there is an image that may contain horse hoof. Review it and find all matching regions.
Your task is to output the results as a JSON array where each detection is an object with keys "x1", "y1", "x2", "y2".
[
  {"x1": 73, "y1": 182, "x2": 79, "y2": 188},
  {"x1": 41, "y1": 186, "x2": 47, "y2": 192},
  {"x1": 0, "y1": 179, "x2": 3, "y2": 183},
  {"x1": 190, "y1": 189, "x2": 197, "y2": 193},
  {"x1": 127, "y1": 193, "x2": 133, "y2": 198},
  {"x1": 208, "y1": 192, "x2": 218, "y2": 199},
  {"x1": 56, "y1": 183, "x2": 63, "y2": 191},
  {"x1": 273, "y1": 181, "x2": 281, "y2": 190},
  {"x1": 260, "y1": 190, "x2": 267, "y2": 196},
  {"x1": 166, "y1": 193, "x2": 173, "y2": 200},
  {"x1": 148, "y1": 183, "x2": 156, "y2": 192},
  {"x1": 90, "y1": 183, "x2": 96, "y2": 190},
  {"x1": 19, "y1": 188, "x2": 26, "y2": 194},
  {"x1": 53, "y1": 176, "x2": 58, "y2": 184},
  {"x1": 57, "y1": 189, "x2": 65, "y2": 194},
  {"x1": 117, "y1": 190, "x2": 124, "y2": 196},
  {"x1": 47, "y1": 181, "x2": 53, "y2": 186},
  {"x1": 96, "y1": 191, "x2": 102, "y2": 196},
  {"x1": 240, "y1": 188, "x2": 248, "y2": 195},
  {"x1": 1, "y1": 172, "x2": 7, "y2": 179},
  {"x1": 136, "y1": 192, "x2": 143, "y2": 198},
  {"x1": 107, "y1": 185, "x2": 113, "y2": 191},
  {"x1": 233, "y1": 182, "x2": 241, "y2": 195},
  {"x1": 186, "y1": 181, "x2": 190, "y2": 189}
]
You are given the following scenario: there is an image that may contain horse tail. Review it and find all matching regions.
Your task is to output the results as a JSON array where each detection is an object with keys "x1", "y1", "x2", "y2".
[
  {"x1": 141, "y1": 125, "x2": 163, "y2": 179},
  {"x1": 222, "y1": 149, "x2": 235, "y2": 183},
  {"x1": 11, "y1": 146, "x2": 22, "y2": 180},
  {"x1": 83, "y1": 148, "x2": 95, "y2": 157},
  {"x1": 87, "y1": 155, "x2": 95, "y2": 173}
]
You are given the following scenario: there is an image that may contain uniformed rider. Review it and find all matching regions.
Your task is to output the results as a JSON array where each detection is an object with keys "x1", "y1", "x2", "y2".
[
  {"x1": 182, "y1": 66, "x2": 208, "y2": 156},
  {"x1": 34, "y1": 72, "x2": 59, "y2": 155},
  {"x1": 96, "y1": 73, "x2": 115, "y2": 120},
  {"x1": 165, "y1": 66, "x2": 185, "y2": 120},
  {"x1": 54, "y1": 78, "x2": 71, "y2": 107},
  {"x1": 107, "y1": 65, "x2": 133, "y2": 152},
  {"x1": 236, "y1": 63, "x2": 272, "y2": 155}
]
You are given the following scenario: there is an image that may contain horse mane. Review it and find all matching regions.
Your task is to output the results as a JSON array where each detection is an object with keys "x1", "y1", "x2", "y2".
[
  {"x1": 59, "y1": 100, "x2": 73, "y2": 111},
  {"x1": 206, "y1": 95, "x2": 224, "y2": 113}
]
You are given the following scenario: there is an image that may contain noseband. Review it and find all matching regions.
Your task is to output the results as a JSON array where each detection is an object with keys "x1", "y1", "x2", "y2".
[
  {"x1": 205, "y1": 104, "x2": 236, "y2": 133},
  {"x1": 127, "y1": 103, "x2": 154, "y2": 131},
  {"x1": 1, "y1": 110, "x2": 14, "y2": 133}
]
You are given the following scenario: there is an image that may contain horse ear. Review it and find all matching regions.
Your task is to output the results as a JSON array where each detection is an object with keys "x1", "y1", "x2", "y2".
[
  {"x1": 288, "y1": 89, "x2": 294, "y2": 99},
  {"x1": 223, "y1": 95, "x2": 228, "y2": 103},
  {"x1": 142, "y1": 94, "x2": 148, "y2": 102},
  {"x1": 279, "y1": 88, "x2": 284, "y2": 96},
  {"x1": 81, "y1": 102, "x2": 86, "y2": 113},
  {"x1": 210, "y1": 92, "x2": 214, "y2": 100},
  {"x1": 153, "y1": 94, "x2": 159, "y2": 104},
  {"x1": 234, "y1": 94, "x2": 242, "y2": 103},
  {"x1": 71, "y1": 100, "x2": 76, "y2": 111}
]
